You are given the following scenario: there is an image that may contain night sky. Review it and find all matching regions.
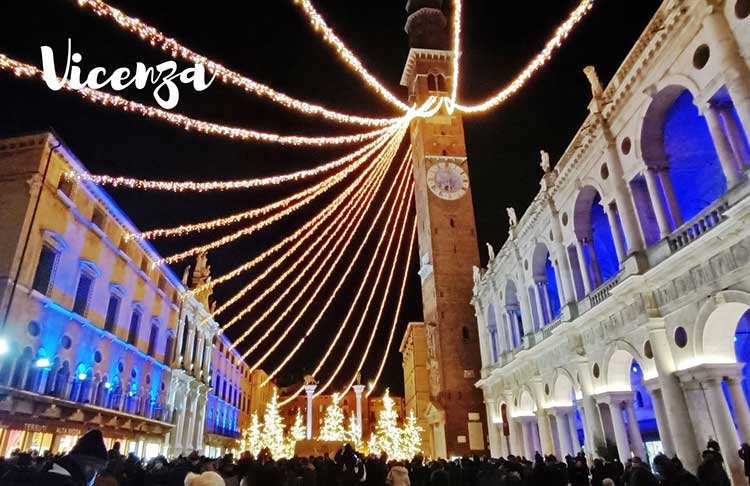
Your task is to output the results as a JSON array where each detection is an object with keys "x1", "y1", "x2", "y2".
[{"x1": 0, "y1": 0, "x2": 660, "y2": 395}]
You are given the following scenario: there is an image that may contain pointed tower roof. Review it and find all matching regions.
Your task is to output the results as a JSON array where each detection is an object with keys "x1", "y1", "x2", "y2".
[{"x1": 405, "y1": 0, "x2": 449, "y2": 50}]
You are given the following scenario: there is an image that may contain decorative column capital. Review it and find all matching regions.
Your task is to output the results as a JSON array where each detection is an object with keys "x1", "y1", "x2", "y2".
[{"x1": 352, "y1": 384, "x2": 365, "y2": 395}]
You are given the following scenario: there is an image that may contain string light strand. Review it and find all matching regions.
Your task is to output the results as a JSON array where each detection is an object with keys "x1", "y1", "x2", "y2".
[
  {"x1": 243, "y1": 142, "x2": 410, "y2": 366},
  {"x1": 291, "y1": 0, "x2": 409, "y2": 112},
  {"x1": 75, "y1": 0, "x2": 400, "y2": 127},
  {"x1": 365, "y1": 221, "x2": 416, "y2": 397},
  {"x1": 451, "y1": 0, "x2": 594, "y2": 114},
  {"x1": 0, "y1": 53, "x2": 395, "y2": 146}
]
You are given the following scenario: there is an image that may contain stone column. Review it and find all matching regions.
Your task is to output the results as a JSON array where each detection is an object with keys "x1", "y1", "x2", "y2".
[
  {"x1": 474, "y1": 304, "x2": 493, "y2": 368},
  {"x1": 184, "y1": 326, "x2": 196, "y2": 371},
  {"x1": 485, "y1": 400, "x2": 502, "y2": 458},
  {"x1": 531, "y1": 420, "x2": 543, "y2": 456},
  {"x1": 533, "y1": 283, "x2": 547, "y2": 328},
  {"x1": 533, "y1": 412, "x2": 550, "y2": 455},
  {"x1": 549, "y1": 206, "x2": 576, "y2": 305},
  {"x1": 604, "y1": 204, "x2": 626, "y2": 264},
  {"x1": 644, "y1": 167, "x2": 673, "y2": 238},
  {"x1": 701, "y1": 5, "x2": 750, "y2": 142},
  {"x1": 702, "y1": 377, "x2": 744, "y2": 485},
  {"x1": 195, "y1": 392, "x2": 208, "y2": 452},
  {"x1": 510, "y1": 418, "x2": 524, "y2": 457},
  {"x1": 656, "y1": 168, "x2": 683, "y2": 227},
  {"x1": 554, "y1": 410, "x2": 573, "y2": 458},
  {"x1": 540, "y1": 282, "x2": 553, "y2": 322},
  {"x1": 586, "y1": 240, "x2": 602, "y2": 287},
  {"x1": 607, "y1": 399, "x2": 631, "y2": 463},
  {"x1": 304, "y1": 384, "x2": 317, "y2": 439},
  {"x1": 576, "y1": 362, "x2": 605, "y2": 457},
  {"x1": 507, "y1": 309, "x2": 519, "y2": 347},
  {"x1": 517, "y1": 286, "x2": 535, "y2": 338},
  {"x1": 704, "y1": 104, "x2": 742, "y2": 188},
  {"x1": 193, "y1": 334, "x2": 205, "y2": 378},
  {"x1": 184, "y1": 389, "x2": 199, "y2": 452},
  {"x1": 202, "y1": 340, "x2": 212, "y2": 383},
  {"x1": 353, "y1": 384, "x2": 365, "y2": 438},
  {"x1": 575, "y1": 240, "x2": 593, "y2": 295},
  {"x1": 522, "y1": 419, "x2": 535, "y2": 459},
  {"x1": 624, "y1": 400, "x2": 646, "y2": 460},
  {"x1": 567, "y1": 410, "x2": 581, "y2": 453},
  {"x1": 552, "y1": 260, "x2": 567, "y2": 307},
  {"x1": 606, "y1": 140, "x2": 645, "y2": 254},
  {"x1": 726, "y1": 375, "x2": 750, "y2": 444},
  {"x1": 644, "y1": 383, "x2": 675, "y2": 457},
  {"x1": 721, "y1": 106, "x2": 750, "y2": 167},
  {"x1": 648, "y1": 320, "x2": 699, "y2": 472}
]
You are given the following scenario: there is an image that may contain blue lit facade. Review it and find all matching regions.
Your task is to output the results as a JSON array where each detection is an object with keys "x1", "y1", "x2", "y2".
[{"x1": 473, "y1": 2, "x2": 750, "y2": 484}]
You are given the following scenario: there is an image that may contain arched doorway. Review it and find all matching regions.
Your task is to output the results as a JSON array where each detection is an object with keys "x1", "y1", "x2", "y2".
[{"x1": 573, "y1": 186, "x2": 620, "y2": 293}]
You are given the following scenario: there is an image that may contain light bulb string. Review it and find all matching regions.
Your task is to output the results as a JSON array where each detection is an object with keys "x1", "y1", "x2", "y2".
[
  {"x1": 246, "y1": 142, "x2": 411, "y2": 369},
  {"x1": 0, "y1": 53, "x2": 397, "y2": 146},
  {"x1": 189, "y1": 125, "x2": 409, "y2": 297},
  {"x1": 64, "y1": 97, "x2": 438, "y2": 194},
  {"x1": 223, "y1": 134, "x2": 398, "y2": 354},
  {"x1": 212, "y1": 124, "x2": 404, "y2": 327},
  {"x1": 450, "y1": 0, "x2": 462, "y2": 104},
  {"x1": 365, "y1": 220, "x2": 417, "y2": 397},
  {"x1": 144, "y1": 125, "x2": 400, "y2": 249},
  {"x1": 75, "y1": 0, "x2": 401, "y2": 127},
  {"x1": 268, "y1": 146, "x2": 413, "y2": 393},
  {"x1": 66, "y1": 122, "x2": 401, "y2": 193},
  {"x1": 449, "y1": 0, "x2": 594, "y2": 114},
  {"x1": 315, "y1": 184, "x2": 414, "y2": 399},
  {"x1": 291, "y1": 0, "x2": 410, "y2": 112}
]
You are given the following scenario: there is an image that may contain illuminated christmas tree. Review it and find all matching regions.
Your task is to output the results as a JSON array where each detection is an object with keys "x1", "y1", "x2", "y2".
[
  {"x1": 262, "y1": 389, "x2": 287, "y2": 459},
  {"x1": 369, "y1": 389, "x2": 405, "y2": 460},
  {"x1": 345, "y1": 412, "x2": 362, "y2": 450},
  {"x1": 285, "y1": 410, "x2": 307, "y2": 457},
  {"x1": 318, "y1": 393, "x2": 347, "y2": 441},
  {"x1": 244, "y1": 412, "x2": 264, "y2": 456},
  {"x1": 401, "y1": 409, "x2": 423, "y2": 459}
]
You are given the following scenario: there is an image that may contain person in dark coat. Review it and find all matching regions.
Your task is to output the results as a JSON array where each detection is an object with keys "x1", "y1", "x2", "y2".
[
  {"x1": 653, "y1": 454, "x2": 701, "y2": 486},
  {"x1": 409, "y1": 454, "x2": 430, "y2": 486},
  {"x1": 40, "y1": 429, "x2": 108, "y2": 486},
  {"x1": 570, "y1": 458, "x2": 590, "y2": 486},
  {"x1": 0, "y1": 452, "x2": 38, "y2": 485},
  {"x1": 739, "y1": 443, "x2": 750, "y2": 483},
  {"x1": 591, "y1": 458, "x2": 606, "y2": 486},
  {"x1": 697, "y1": 449, "x2": 731, "y2": 486},
  {"x1": 626, "y1": 457, "x2": 657, "y2": 486}
]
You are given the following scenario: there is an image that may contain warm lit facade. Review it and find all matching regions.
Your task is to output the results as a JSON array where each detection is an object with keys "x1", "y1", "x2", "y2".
[
  {"x1": 0, "y1": 132, "x2": 235, "y2": 459},
  {"x1": 473, "y1": 2, "x2": 750, "y2": 485}
]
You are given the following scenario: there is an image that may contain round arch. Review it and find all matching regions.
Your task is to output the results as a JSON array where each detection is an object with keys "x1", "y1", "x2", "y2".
[
  {"x1": 515, "y1": 385, "x2": 537, "y2": 415},
  {"x1": 694, "y1": 290, "x2": 750, "y2": 363},
  {"x1": 603, "y1": 340, "x2": 648, "y2": 391},
  {"x1": 551, "y1": 367, "x2": 579, "y2": 406}
]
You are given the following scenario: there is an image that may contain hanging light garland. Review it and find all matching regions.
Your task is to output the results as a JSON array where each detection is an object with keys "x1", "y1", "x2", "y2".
[
  {"x1": 269, "y1": 149, "x2": 413, "y2": 397},
  {"x1": 449, "y1": 0, "x2": 594, "y2": 114},
  {"x1": 225, "y1": 145, "x2": 395, "y2": 360},
  {"x1": 74, "y1": 0, "x2": 401, "y2": 127},
  {"x1": 366, "y1": 222, "x2": 416, "y2": 397},
  {"x1": 339, "y1": 217, "x2": 415, "y2": 399},
  {"x1": 450, "y1": 0, "x2": 462, "y2": 104},
  {"x1": 243, "y1": 142, "x2": 410, "y2": 366},
  {"x1": 66, "y1": 123, "x2": 400, "y2": 192},
  {"x1": 142, "y1": 124, "x2": 399, "y2": 247},
  {"x1": 315, "y1": 186, "x2": 414, "y2": 399},
  {"x1": 291, "y1": 0, "x2": 409, "y2": 112},
  {"x1": 214, "y1": 125, "x2": 405, "y2": 326},
  {"x1": 190, "y1": 100, "x2": 441, "y2": 296},
  {"x1": 0, "y1": 54, "x2": 396, "y2": 146}
]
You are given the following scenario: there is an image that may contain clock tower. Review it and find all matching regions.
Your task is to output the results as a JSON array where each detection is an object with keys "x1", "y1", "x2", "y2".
[{"x1": 401, "y1": 0, "x2": 486, "y2": 457}]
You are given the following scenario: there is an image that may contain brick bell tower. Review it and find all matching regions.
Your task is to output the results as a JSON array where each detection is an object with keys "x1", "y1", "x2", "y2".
[{"x1": 401, "y1": 0, "x2": 486, "y2": 458}]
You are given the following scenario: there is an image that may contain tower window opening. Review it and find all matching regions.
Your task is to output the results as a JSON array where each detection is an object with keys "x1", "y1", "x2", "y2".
[
  {"x1": 450, "y1": 218, "x2": 455, "y2": 228},
  {"x1": 462, "y1": 326, "x2": 470, "y2": 341},
  {"x1": 428, "y1": 74, "x2": 438, "y2": 91},
  {"x1": 437, "y1": 75, "x2": 447, "y2": 92}
]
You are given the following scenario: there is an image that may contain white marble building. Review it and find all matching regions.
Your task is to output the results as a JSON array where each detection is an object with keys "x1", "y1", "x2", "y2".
[{"x1": 472, "y1": 1, "x2": 750, "y2": 484}]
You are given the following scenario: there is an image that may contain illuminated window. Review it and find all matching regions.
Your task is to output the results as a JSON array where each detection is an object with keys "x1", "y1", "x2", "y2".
[
  {"x1": 147, "y1": 319, "x2": 160, "y2": 357},
  {"x1": 72, "y1": 261, "x2": 99, "y2": 317}
]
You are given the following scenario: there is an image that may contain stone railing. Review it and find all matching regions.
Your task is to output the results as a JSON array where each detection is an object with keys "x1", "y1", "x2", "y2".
[
  {"x1": 542, "y1": 317, "x2": 563, "y2": 340},
  {"x1": 589, "y1": 274, "x2": 622, "y2": 308},
  {"x1": 667, "y1": 200, "x2": 729, "y2": 253}
]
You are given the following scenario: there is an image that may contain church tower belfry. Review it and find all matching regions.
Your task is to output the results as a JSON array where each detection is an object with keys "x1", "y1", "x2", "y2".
[{"x1": 401, "y1": 0, "x2": 487, "y2": 458}]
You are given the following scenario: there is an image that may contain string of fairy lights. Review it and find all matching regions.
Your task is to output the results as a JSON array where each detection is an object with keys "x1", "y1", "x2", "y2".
[{"x1": 0, "y1": 0, "x2": 597, "y2": 399}]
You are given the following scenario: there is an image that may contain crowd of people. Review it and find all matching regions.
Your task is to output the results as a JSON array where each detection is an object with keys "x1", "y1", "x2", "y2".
[{"x1": 0, "y1": 429, "x2": 749, "y2": 486}]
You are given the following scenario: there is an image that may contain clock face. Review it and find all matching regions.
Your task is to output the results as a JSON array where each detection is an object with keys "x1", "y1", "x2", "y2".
[{"x1": 427, "y1": 162, "x2": 469, "y2": 200}]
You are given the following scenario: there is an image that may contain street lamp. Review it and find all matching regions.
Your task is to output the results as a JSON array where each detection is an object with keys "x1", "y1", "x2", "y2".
[
  {"x1": 0, "y1": 337, "x2": 8, "y2": 356},
  {"x1": 78, "y1": 372, "x2": 87, "y2": 381}
]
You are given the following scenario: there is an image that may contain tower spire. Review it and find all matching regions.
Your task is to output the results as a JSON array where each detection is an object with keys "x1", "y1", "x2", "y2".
[{"x1": 405, "y1": 0, "x2": 449, "y2": 50}]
